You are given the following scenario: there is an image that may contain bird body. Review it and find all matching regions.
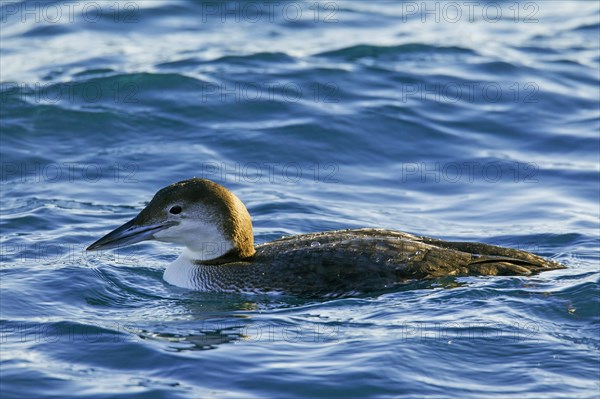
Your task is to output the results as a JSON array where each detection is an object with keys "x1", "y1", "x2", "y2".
[{"x1": 87, "y1": 178, "x2": 565, "y2": 296}]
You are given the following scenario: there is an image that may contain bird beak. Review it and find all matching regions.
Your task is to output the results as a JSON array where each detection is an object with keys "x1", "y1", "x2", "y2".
[{"x1": 86, "y1": 217, "x2": 176, "y2": 251}]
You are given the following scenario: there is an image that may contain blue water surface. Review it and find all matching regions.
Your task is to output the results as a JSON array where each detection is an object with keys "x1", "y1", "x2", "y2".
[{"x1": 1, "y1": 1, "x2": 599, "y2": 398}]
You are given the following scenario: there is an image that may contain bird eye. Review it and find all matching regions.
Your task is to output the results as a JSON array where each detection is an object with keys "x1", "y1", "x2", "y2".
[{"x1": 169, "y1": 206, "x2": 182, "y2": 215}]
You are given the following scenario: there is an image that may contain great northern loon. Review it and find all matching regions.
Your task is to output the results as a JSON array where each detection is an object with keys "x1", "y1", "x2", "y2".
[{"x1": 87, "y1": 178, "x2": 565, "y2": 295}]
